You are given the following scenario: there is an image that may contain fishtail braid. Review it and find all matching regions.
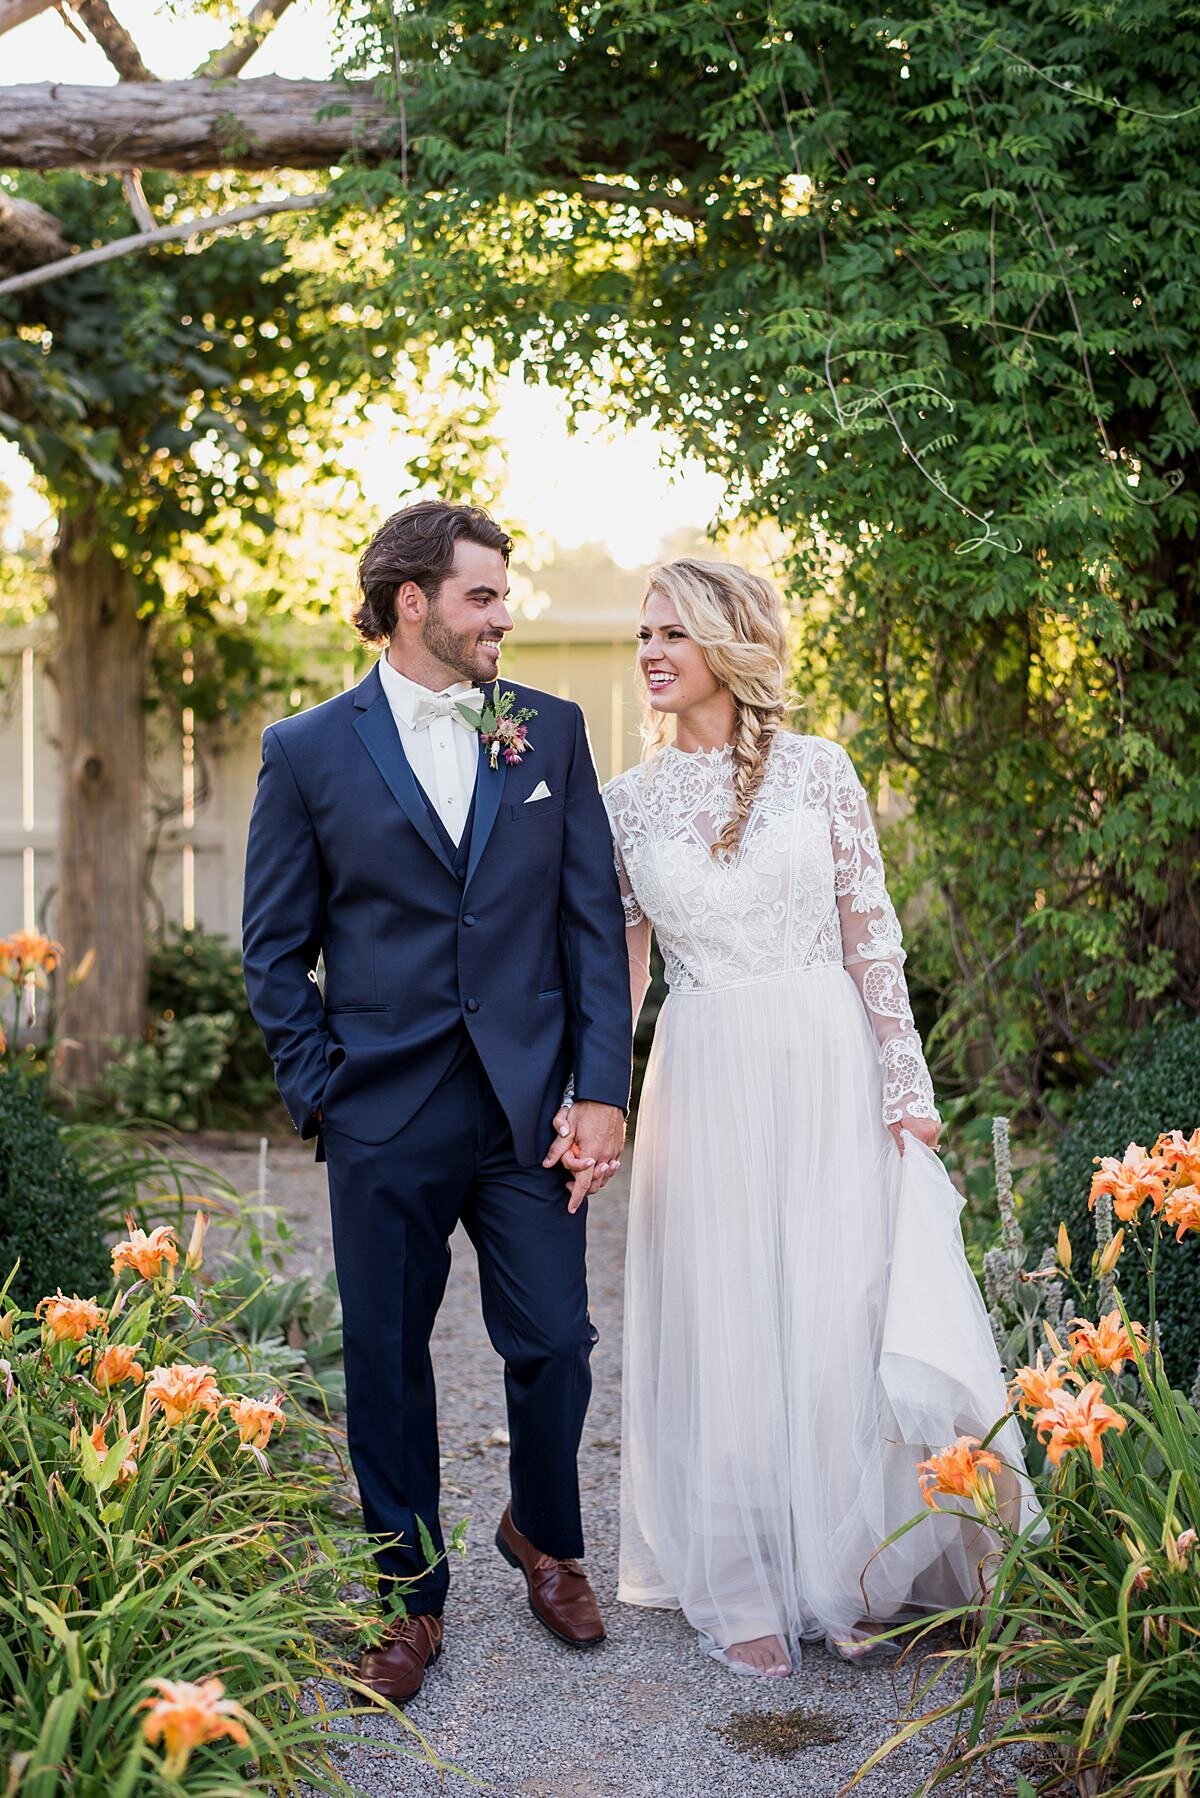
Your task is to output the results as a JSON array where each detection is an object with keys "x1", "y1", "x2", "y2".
[{"x1": 715, "y1": 699, "x2": 786, "y2": 859}]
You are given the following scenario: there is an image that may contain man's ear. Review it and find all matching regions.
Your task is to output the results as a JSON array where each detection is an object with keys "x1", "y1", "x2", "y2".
[{"x1": 393, "y1": 579, "x2": 426, "y2": 625}]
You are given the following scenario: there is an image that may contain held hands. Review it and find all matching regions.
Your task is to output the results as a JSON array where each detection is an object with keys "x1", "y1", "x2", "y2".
[
  {"x1": 889, "y1": 1116, "x2": 941, "y2": 1157},
  {"x1": 543, "y1": 1100, "x2": 626, "y2": 1213}
]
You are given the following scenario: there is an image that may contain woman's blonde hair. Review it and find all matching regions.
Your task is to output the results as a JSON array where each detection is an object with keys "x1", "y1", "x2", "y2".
[{"x1": 642, "y1": 557, "x2": 790, "y2": 857}]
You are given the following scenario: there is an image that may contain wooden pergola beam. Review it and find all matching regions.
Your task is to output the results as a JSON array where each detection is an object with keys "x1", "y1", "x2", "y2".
[{"x1": 0, "y1": 78, "x2": 400, "y2": 169}]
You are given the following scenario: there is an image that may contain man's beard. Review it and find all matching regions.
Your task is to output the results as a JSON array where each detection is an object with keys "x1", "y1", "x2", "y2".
[{"x1": 421, "y1": 602, "x2": 497, "y2": 684}]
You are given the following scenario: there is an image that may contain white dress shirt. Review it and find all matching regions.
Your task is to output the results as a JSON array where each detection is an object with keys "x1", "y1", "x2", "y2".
[{"x1": 377, "y1": 655, "x2": 480, "y2": 846}]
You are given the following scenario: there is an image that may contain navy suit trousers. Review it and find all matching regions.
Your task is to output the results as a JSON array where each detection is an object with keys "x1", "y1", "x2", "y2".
[{"x1": 324, "y1": 1047, "x2": 596, "y2": 1615}]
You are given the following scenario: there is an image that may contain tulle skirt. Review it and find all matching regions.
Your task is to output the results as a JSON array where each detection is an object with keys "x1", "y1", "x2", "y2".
[{"x1": 619, "y1": 963, "x2": 1031, "y2": 1667}]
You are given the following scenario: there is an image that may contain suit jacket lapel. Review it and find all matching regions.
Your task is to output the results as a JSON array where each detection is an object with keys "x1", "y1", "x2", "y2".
[
  {"x1": 465, "y1": 736, "x2": 506, "y2": 892},
  {"x1": 352, "y1": 669, "x2": 457, "y2": 878}
]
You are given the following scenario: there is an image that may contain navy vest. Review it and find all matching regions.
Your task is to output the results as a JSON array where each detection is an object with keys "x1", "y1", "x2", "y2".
[
  {"x1": 417, "y1": 775, "x2": 477, "y2": 882},
  {"x1": 415, "y1": 771, "x2": 479, "y2": 1084}
]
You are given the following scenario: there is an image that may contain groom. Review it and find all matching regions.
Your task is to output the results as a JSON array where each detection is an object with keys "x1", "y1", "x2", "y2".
[{"x1": 242, "y1": 500, "x2": 632, "y2": 1701}]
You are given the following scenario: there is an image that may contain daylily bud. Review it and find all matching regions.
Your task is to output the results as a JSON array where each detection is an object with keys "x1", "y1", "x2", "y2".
[
  {"x1": 1165, "y1": 1524, "x2": 1198, "y2": 1569},
  {"x1": 1043, "y1": 1321, "x2": 1066, "y2": 1358},
  {"x1": 1056, "y1": 1222, "x2": 1072, "y2": 1273},
  {"x1": 68, "y1": 946, "x2": 96, "y2": 989},
  {"x1": 0, "y1": 1309, "x2": 16, "y2": 1342},
  {"x1": 1098, "y1": 1228, "x2": 1125, "y2": 1277},
  {"x1": 185, "y1": 1209, "x2": 209, "y2": 1273}
]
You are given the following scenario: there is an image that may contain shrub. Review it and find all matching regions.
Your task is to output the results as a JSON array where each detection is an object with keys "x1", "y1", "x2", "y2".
[
  {"x1": 99, "y1": 1012, "x2": 238, "y2": 1131},
  {"x1": 94, "y1": 930, "x2": 280, "y2": 1132},
  {"x1": 0, "y1": 1211, "x2": 451, "y2": 1793},
  {"x1": 1022, "y1": 1010, "x2": 1200, "y2": 1384},
  {"x1": 857, "y1": 1123, "x2": 1200, "y2": 1797},
  {"x1": 0, "y1": 1070, "x2": 108, "y2": 1313},
  {"x1": 149, "y1": 928, "x2": 278, "y2": 1123}
]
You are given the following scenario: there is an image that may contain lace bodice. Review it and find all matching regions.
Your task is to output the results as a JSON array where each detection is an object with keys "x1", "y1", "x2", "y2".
[{"x1": 603, "y1": 734, "x2": 938, "y2": 1128}]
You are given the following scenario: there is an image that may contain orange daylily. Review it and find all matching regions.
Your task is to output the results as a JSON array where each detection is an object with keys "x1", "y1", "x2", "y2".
[
  {"x1": 0, "y1": 930, "x2": 63, "y2": 983},
  {"x1": 91, "y1": 1342, "x2": 145, "y2": 1392},
  {"x1": 139, "y1": 1677, "x2": 250, "y2": 1779},
  {"x1": 111, "y1": 1225, "x2": 179, "y2": 1282},
  {"x1": 35, "y1": 1292, "x2": 106, "y2": 1343},
  {"x1": 917, "y1": 1437, "x2": 1003, "y2": 1514},
  {"x1": 145, "y1": 1362, "x2": 222, "y2": 1428},
  {"x1": 1089, "y1": 1143, "x2": 1171, "y2": 1222},
  {"x1": 225, "y1": 1393, "x2": 285, "y2": 1451},
  {"x1": 1067, "y1": 1311, "x2": 1149, "y2": 1376},
  {"x1": 1033, "y1": 1381, "x2": 1127, "y2": 1469},
  {"x1": 1008, "y1": 1352, "x2": 1072, "y2": 1420},
  {"x1": 1163, "y1": 1185, "x2": 1200, "y2": 1242},
  {"x1": 1154, "y1": 1128, "x2": 1200, "y2": 1191}
]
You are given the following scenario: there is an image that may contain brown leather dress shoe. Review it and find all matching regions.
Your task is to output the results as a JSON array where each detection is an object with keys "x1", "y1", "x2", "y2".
[
  {"x1": 495, "y1": 1505, "x2": 606, "y2": 1648},
  {"x1": 356, "y1": 1612, "x2": 444, "y2": 1703}
]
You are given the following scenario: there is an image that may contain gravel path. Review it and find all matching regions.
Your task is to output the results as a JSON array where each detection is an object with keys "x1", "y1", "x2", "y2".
[{"x1": 197, "y1": 1139, "x2": 1002, "y2": 1798}]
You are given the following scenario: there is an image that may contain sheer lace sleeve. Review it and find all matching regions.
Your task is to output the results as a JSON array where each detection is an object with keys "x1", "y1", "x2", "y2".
[
  {"x1": 830, "y1": 746, "x2": 939, "y2": 1128},
  {"x1": 613, "y1": 830, "x2": 653, "y2": 1024},
  {"x1": 604, "y1": 776, "x2": 654, "y2": 1025}
]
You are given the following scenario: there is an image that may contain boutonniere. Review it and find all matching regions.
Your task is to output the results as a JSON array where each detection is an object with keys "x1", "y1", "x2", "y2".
[{"x1": 456, "y1": 685, "x2": 537, "y2": 770}]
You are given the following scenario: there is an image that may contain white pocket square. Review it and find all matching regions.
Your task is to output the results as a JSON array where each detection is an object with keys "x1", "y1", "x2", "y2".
[{"x1": 524, "y1": 780, "x2": 552, "y2": 803}]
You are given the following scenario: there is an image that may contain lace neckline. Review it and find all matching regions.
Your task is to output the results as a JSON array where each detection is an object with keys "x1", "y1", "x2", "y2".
[{"x1": 660, "y1": 741, "x2": 734, "y2": 763}]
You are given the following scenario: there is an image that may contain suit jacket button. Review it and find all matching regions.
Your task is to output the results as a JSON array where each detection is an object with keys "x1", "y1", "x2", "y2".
[
  {"x1": 463, "y1": 913, "x2": 477, "y2": 927},
  {"x1": 465, "y1": 998, "x2": 480, "y2": 1013}
]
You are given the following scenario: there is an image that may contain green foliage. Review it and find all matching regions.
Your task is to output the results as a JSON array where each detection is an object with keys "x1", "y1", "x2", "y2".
[
  {"x1": 59, "y1": 1122, "x2": 244, "y2": 1239},
  {"x1": 0, "y1": 1070, "x2": 108, "y2": 1313},
  {"x1": 5, "y1": 175, "x2": 352, "y2": 560},
  {"x1": 99, "y1": 1013, "x2": 238, "y2": 1133},
  {"x1": 0, "y1": 1235, "x2": 448, "y2": 1793},
  {"x1": 327, "y1": 0, "x2": 1200, "y2": 1109},
  {"x1": 0, "y1": 173, "x2": 504, "y2": 729},
  {"x1": 148, "y1": 928, "x2": 279, "y2": 1124},
  {"x1": 1023, "y1": 1010, "x2": 1200, "y2": 1383},
  {"x1": 195, "y1": 1256, "x2": 346, "y2": 1414}
]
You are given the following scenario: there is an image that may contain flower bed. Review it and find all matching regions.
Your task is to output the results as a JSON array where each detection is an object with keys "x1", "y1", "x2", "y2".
[
  {"x1": 856, "y1": 1126, "x2": 1200, "y2": 1796},
  {"x1": 0, "y1": 1209, "x2": 450, "y2": 1793}
]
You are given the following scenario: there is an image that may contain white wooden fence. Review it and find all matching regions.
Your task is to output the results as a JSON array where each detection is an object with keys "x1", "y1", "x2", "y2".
[{"x1": 0, "y1": 615, "x2": 648, "y2": 944}]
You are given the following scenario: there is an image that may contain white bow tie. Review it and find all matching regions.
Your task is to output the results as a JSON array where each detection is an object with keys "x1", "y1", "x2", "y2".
[{"x1": 410, "y1": 689, "x2": 483, "y2": 732}]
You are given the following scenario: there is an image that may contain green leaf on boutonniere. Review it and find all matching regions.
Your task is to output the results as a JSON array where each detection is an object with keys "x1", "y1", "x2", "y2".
[{"x1": 453, "y1": 698, "x2": 485, "y2": 730}]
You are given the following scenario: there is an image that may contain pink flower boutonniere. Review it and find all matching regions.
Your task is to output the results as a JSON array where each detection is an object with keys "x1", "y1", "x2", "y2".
[{"x1": 457, "y1": 686, "x2": 537, "y2": 770}]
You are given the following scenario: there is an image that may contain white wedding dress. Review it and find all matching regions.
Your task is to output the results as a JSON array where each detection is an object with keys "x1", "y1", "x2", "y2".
[{"x1": 603, "y1": 733, "x2": 1030, "y2": 1670}]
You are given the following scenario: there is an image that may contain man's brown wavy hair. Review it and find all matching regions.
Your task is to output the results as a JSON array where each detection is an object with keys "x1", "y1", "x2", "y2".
[{"x1": 353, "y1": 500, "x2": 514, "y2": 645}]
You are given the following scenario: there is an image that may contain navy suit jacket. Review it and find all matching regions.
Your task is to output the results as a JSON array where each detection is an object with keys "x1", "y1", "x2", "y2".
[{"x1": 242, "y1": 665, "x2": 632, "y2": 1167}]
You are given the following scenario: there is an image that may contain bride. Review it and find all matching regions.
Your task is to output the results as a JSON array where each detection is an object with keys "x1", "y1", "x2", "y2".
[{"x1": 581, "y1": 557, "x2": 1028, "y2": 1678}]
